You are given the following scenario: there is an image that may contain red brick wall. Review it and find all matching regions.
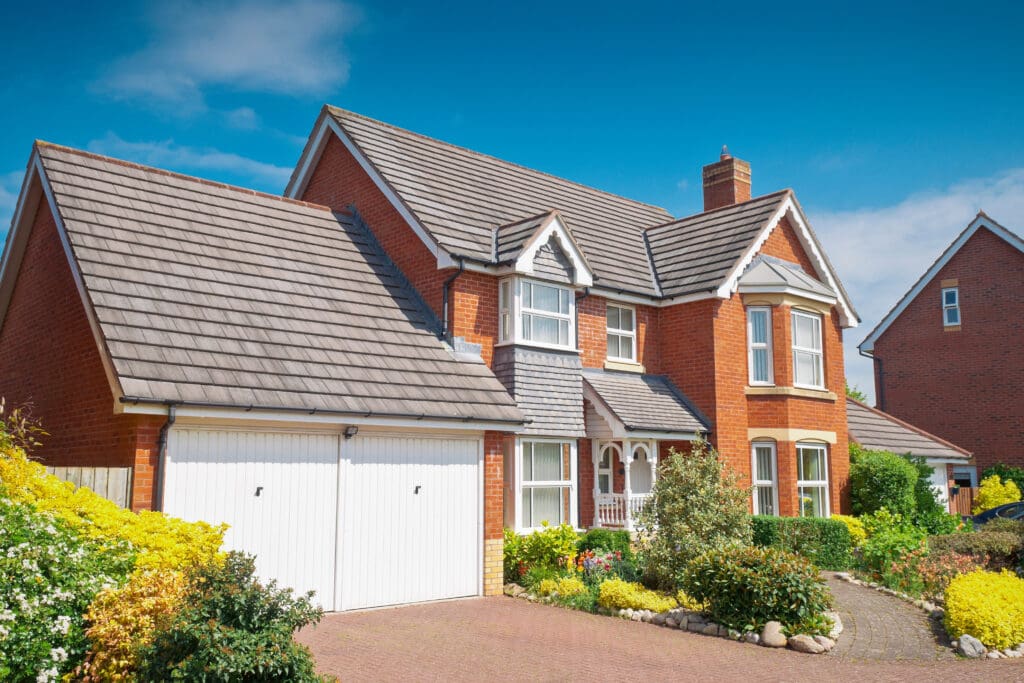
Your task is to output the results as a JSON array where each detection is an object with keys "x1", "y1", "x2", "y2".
[
  {"x1": 0, "y1": 196, "x2": 165, "y2": 511},
  {"x1": 874, "y1": 227, "x2": 1024, "y2": 470}
]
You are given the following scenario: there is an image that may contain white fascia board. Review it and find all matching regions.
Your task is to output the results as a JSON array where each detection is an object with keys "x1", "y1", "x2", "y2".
[
  {"x1": 737, "y1": 284, "x2": 838, "y2": 305},
  {"x1": 120, "y1": 402, "x2": 522, "y2": 432},
  {"x1": 860, "y1": 215, "x2": 1023, "y2": 354},
  {"x1": 33, "y1": 155, "x2": 126, "y2": 403},
  {"x1": 514, "y1": 213, "x2": 594, "y2": 287}
]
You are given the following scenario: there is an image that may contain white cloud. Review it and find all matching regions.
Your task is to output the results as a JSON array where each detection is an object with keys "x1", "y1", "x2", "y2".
[
  {"x1": 87, "y1": 133, "x2": 293, "y2": 190},
  {"x1": 810, "y1": 168, "x2": 1024, "y2": 404},
  {"x1": 100, "y1": 0, "x2": 359, "y2": 111}
]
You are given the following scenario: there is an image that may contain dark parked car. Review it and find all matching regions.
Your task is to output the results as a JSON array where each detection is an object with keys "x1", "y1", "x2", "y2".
[{"x1": 973, "y1": 501, "x2": 1024, "y2": 525}]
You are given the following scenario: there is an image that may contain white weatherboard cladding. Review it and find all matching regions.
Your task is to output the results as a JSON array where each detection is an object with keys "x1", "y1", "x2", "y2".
[
  {"x1": 164, "y1": 429, "x2": 340, "y2": 608},
  {"x1": 337, "y1": 434, "x2": 482, "y2": 611}
]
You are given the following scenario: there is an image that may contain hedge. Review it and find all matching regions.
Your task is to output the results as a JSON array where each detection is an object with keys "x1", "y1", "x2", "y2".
[{"x1": 751, "y1": 515, "x2": 852, "y2": 570}]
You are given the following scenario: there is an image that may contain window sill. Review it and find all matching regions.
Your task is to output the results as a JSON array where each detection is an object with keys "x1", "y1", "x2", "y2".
[
  {"x1": 745, "y1": 386, "x2": 837, "y2": 401},
  {"x1": 604, "y1": 359, "x2": 645, "y2": 373}
]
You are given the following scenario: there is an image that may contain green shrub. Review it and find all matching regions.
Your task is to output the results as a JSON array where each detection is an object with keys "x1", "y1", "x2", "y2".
[
  {"x1": 578, "y1": 528, "x2": 634, "y2": 561},
  {"x1": 858, "y1": 509, "x2": 927, "y2": 577},
  {"x1": 636, "y1": 440, "x2": 752, "y2": 590},
  {"x1": 973, "y1": 475, "x2": 1021, "y2": 514},
  {"x1": 929, "y1": 531, "x2": 1023, "y2": 570},
  {"x1": 682, "y1": 546, "x2": 833, "y2": 634},
  {"x1": 750, "y1": 515, "x2": 852, "y2": 570},
  {"x1": 849, "y1": 446, "x2": 918, "y2": 516},
  {"x1": 981, "y1": 464, "x2": 1024, "y2": 495},
  {"x1": 139, "y1": 552, "x2": 325, "y2": 682}
]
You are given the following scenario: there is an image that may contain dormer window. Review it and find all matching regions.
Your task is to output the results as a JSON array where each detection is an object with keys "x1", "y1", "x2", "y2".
[
  {"x1": 942, "y1": 287, "x2": 960, "y2": 326},
  {"x1": 498, "y1": 277, "x2": 576, "y2": 350},
  {"x1": 606, "y1": 304, "x2": 636, "y2": 362}
]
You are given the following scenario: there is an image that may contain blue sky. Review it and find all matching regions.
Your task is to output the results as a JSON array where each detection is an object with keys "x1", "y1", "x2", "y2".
[{"x1": 2, "y1": 1, "x2": 1023, "y2": 401}]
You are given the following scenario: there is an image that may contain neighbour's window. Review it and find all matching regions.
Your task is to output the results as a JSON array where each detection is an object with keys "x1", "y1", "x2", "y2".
[
  {"x1": 942, "y1": 287, "x2": 960, "y2": 326},
  {"x1": 521, "y1": 441, "x2": 573, "y2": 528},
  {"x1": 607, "y1": 304, "x2": 637, "y2": 362},
  {"x1": 792, "y1": 310, "x2": 824, "y2": 389},
  {"x1": 797, "y1": 443, "x2": 829, "y2": 518},
  {"x1": 521, "y1": 280, "x2": 573, "y2": 348},
  {"x1": 746, "y1": 307, "x2": 773, "y2": 385},
  {"x1": 751, "y1": 442, "x2": 777, "y2": 515}
]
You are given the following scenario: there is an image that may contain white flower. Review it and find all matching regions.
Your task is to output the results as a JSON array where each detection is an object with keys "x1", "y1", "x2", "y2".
[{"x1": 50, "y1": 647, "x2": 68, "y2": 662}]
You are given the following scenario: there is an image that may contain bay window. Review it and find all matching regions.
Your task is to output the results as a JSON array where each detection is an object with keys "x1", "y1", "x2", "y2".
[
  {"x1": 499, "y1": 277, "x2": 576, "y2": 350},
  {"x1": 751, "y1": 442, "x2": 777, "y2": 515},
  {"x1": 520, "y1": 440, "x2": 575, "y2": 529},
  {"x1": 792, "y1": 310, "x2": 824, "y2": 389},
  {"x1": 797, "y1": 443, "x2": 829, "y2": 517},
  {"x1": 606, "y1": 304, "x2": 636, "y2": 362},
  {"x1": 746, "y1": 307, "x2": 773, "y2": 385}
]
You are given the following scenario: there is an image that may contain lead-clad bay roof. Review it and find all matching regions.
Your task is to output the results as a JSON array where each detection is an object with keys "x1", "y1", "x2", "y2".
[
  {"x1": 583, "y1": 370, "x2": 709, "y2": 434},
  {"x1": 846, "y1": 398, "x2": 971, "y2": 461},
  {"x1": 32, "y1": 143, "x2": 524, "y2": 424}
]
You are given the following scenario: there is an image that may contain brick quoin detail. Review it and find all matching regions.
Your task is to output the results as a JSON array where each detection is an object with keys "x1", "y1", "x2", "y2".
[
  {"x1": 873, "y1": 227, "x2": 1024, "y2": 470},
  {"x1": 0, "y1": 198, "x2": 165, "y2": 511}
]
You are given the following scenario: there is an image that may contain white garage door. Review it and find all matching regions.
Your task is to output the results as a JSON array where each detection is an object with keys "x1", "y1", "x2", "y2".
[
  {"x1": 163, "y1": 427, "x2": 482, "y2": 612},
  {"x1": 164, "y1": 429, "x2": 340, "y2": 608},
  {"x1": 337, "y1": 434, "x2": 481, "y2": 611}
]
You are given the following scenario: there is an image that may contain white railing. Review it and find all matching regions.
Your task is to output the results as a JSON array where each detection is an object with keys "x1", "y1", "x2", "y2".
[{"x1": 595, "y1": 492, "x2": 650, "y2": 528}]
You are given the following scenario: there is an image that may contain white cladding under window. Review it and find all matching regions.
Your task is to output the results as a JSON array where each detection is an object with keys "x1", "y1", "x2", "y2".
[
  {"x1": 792, "y1": 311, "x2": 824, "y2": 389},
  {"x1": 607, "y1": 304, "x2": 636, "y2": 361},
  {"x1": 942, "y1": 287, "x2": 960, "y2": 326},
  {"x1": 747, "y1": 307, "x2": 773, "y2": 384},
  {"x1": 797, "y1": 443, "x2": 829, "y2": 518}
]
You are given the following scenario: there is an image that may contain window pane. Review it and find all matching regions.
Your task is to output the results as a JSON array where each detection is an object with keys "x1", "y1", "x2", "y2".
[
  {"x1": 757, "y1": 486, "x2": 776, "y2": 516},
  {"x1": 799, "y1": 486, "x2": 826, "y2": 518},
  {"x1": 750, "y1": 309, "x2": 768, "y2": 344},
  {"x1": 945, "y1": 308, "x2": 960, "y2": 325},
  {"x1": 752, "y1": 348, "x2": 769, "y2": 382},
  {"x1": 755, "y1": 446, "x2": 773, "y2": 481},
  {"x1": 530, "y1": 442, "x2": 563, "y2": 481},
  {"x1": 529, "y1": 283, "x2": 561, "y2": 313}
]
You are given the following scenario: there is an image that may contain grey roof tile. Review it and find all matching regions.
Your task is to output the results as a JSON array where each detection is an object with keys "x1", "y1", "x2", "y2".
[
  {"x1": 583, "y1": 370, "x2": 709, "y2": 434},
  {"x1": 38, "y1": 144, "x2": 523, "y2": 425},
  {"x1": 846, "y1": 399, "x2": 971, "y2": 460}
]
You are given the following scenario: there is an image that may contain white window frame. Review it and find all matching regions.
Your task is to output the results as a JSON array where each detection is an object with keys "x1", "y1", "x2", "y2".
[
  {"x1": 751, "y1": 441, "x2": 778, "y2": 516},
  {"x1": 515, "y1": 438, "x2": 578, "y2": 532},
  {"x1": 796, "y1": 442, "x2": 830, "y2": 518},
  {"x1": 746, "y1": 306, "x2": 774, "y2": 385},
  {"x1": 942, "y1": 286, "x2": 960, "y2": 327},
  {"x1": 606, "y1": 303, "x2": 637, "y2": 362},
  {"x1": 498, "y1": 276, "x2": 577, "y2": 351},
  {"x1": 791, "y1": 310, "x2": 825, "y2": 390}
]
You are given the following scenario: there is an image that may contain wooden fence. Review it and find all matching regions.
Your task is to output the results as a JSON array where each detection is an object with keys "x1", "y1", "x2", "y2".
[
  {"x1": 46, "y1": 466, "x2": 132, "y2": 508},
  {"x1": 948, "y1": 486, "x2": 975, "y2": 517}
]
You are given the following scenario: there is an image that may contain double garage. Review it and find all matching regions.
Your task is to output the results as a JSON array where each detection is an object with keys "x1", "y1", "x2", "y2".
[{"x1": 161, "y1": 426, "x2": 484, "y2": 611}]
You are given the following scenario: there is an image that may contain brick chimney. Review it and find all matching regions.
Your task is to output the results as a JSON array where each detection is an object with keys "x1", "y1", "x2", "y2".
[{"x1": 702, "y1": 146, "x2": 751, "y2": 211}]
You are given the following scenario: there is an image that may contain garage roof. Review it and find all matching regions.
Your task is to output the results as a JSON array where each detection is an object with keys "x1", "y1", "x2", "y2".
[
  {"x1": 21, "y1": 143, "x2": 525, "y2": 425},
  {"x1": 847, "y1": 398, "x2": 971, "y2": 462}
]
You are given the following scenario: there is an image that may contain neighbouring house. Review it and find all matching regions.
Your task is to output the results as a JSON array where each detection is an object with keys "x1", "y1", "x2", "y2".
[
  {"x1": 846, "y1": 397, "x2": 973, "y2": 512},
  {"x1": 1, "y1": 107, "x2": 860, "y2": 611},
  {"x1": 858, "y1": 213, "x2": 1024, "y2": 482}
]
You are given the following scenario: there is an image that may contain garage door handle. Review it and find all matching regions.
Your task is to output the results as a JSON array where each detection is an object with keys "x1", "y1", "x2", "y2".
[{"x1": 414, "y1": 485, "x2": 421, "y2": 494}]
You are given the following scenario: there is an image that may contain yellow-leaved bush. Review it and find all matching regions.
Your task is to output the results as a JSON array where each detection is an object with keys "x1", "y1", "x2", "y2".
[
  {"x1": 944, "y1": 569, "x2": 1024, "y2": 649},
  {"x1": 972, "y1": 475, "x2": 1022, "y2": 514},
  {"x1": 831, "y1": 514, "x2": 867, "y2": 547},
  {"x1": 76, "y1": 568, "x2": 189, "y2": 682},
  {"x1": 0, "y1": 446, "x2": 225, "y2": 569},
  {"x1": 598, "y1": 578, "x2": 677, "y2": 613}
]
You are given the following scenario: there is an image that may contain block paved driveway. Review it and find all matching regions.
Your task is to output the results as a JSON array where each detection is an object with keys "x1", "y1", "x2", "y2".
[{"x1": 298, "y1": 596, "x2": 1021, "y2": 682}]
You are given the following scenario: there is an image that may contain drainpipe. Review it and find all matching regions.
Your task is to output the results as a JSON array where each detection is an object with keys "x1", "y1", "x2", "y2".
[
  {"x1": 859, "y1": 349, "x2": 884, "y2": 410},
  {"x1": 152, "y1": 403, "x2": 178, "y2": 512},
  {"x1": 441, "y1": 256, "x2": 465, "y2": 339}
]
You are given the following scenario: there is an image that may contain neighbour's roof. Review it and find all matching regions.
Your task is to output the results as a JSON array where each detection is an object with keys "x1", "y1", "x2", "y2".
[
  {"x1": 29, "y1": 143, "x2": 524, "y2": 424},
  {"x1": 846, "y1": 398, "x2": 971, "y2": 461},
  {"x1": 583, "y1": 370, "x2": 709, "y2": 434},
  {"x1": 738, "y1": 256, "x2": 836, "y2": 301},
  {"x1": 646, "y1": 191, "x2": 790, "y2": 297}
]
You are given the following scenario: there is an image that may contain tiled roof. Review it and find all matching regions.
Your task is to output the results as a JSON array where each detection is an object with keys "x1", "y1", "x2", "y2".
[
  {"x1": 326, "y1": 107, "x2": 673, "y2": 295},
  {"x1": 646, "y1": 191, "x2": 790, "y2": 297},
  {"x1": 847, "y1": 398, "x2": 971, "y2": 460},
  {"x1": 36, "y1": 143, "x2": 524, "y2": 424},
  {"x1": 583, "y1": 370, "x2": 709, "y2": 434}
]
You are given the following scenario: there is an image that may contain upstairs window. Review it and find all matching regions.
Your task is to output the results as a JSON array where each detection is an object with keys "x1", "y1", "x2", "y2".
[
  {"x1": 606, "y1": 304, "x2": 637, "y2": 362},
  {"x1": 499, "y1": 277, "x2": 576, "y2": 350},
  {"x1": 942, "y1": 287, "x2": 960, "y2": 326},
  {"x1": 792, "y1": 310, "x2": 824, "y2": 389},
  {"x1": 746, "y1": 307, "x2": 774, "y2": 385}
]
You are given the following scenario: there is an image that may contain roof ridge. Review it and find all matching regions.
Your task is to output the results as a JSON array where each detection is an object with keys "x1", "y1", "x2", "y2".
[
  {"x1": 644, "y1": 189, "x2": 792, "y2": 233},
  {"x1": 325, "y1": 105, "x2": 673, "y2": 217},
  {"x1": 847, "y1": 397, "x2": 972, "y2": 456},
  {"x1": 35, "y1": 141, "x2": 335, "y2": 214}
]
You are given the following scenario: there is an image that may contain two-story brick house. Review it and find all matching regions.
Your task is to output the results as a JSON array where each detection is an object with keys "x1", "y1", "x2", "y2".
[
  {"x1": 859, "y1": 213, "x2": 1024, "y2": 482},
  {"x1": 287, "y1": 106, "x2": 860, "y2": 530}
]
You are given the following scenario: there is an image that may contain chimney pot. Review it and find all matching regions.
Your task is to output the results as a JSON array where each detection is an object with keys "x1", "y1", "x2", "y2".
[{"x1": 702, "y1": 149, "x2": 751, "y2": 211}]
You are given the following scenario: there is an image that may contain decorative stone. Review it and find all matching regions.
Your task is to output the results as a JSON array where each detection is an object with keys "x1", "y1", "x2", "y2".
[
  {"x1": 788, "y1": 635, "x2": 825, "y2": 654},
  {"x1": 813, "y1": 635, "x2": 835, "y2": 652},
  {"x1": 957, "y1": 634, "x2": 986, "y2": 658},
  {"x1": 663, "y1": 617, "x2": 676, "y2": 628},
  {"x1": 702, "y1": 623, "x2": 720, "y2": 636},
  {"x1": 760, "y1": 621, "x2": 788, "y2": 648},
  {"x1": 742, "y1": 632, "x2": 760, "y2": 645}
]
